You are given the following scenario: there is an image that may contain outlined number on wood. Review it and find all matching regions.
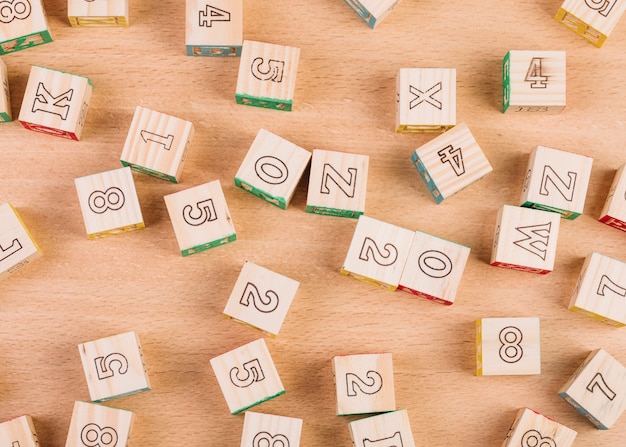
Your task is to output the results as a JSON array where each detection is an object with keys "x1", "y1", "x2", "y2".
[
  {"x1": 80, "y1": 423, "x2": 118, "y2": 447},
  {"x1": 252, "y1": 432, "x2": 290, "y2": 447},
  {"x1": 230, "y1": 358, "x2": 265, "y2": 388},
  {"x1": 140, "y1": 130, "x2": 173, "y2": 150},
  {"x1": 345, "y1": 371, "x2": 383, "y2": 396},
  {"x1": 251, "y1": 58, "x2": 285, "y2": 82},
  {"x1": 418, "y1": 250, "x2": 452, "y2": 278},
  {"x1": 586, "y1": 372, "x2": 616, "y2": 401},
  {"x1": 94, "y1": 352, "x2": 129, "y2": 380},
  {"x1": 199, "y1": 4, "x2": 230, "y2": 27},
  {"x1": 585, "y1": 0, "x2": 617, "y2": 16},
  {"x1": 499, "y1": 326, "x2": 523, "y2": 364},
  {"x1": 363, "y1": 431, "x2": 403, "y2": 447},
  {"x1": 88, "y1": 187, "x2": 125, "y2": 214},
  {"x1": 255, "y1": 156, "x2": 289, "y2": 185},
  {"x1": 182, "y1": 198, "x2": 217, "y2": 226},
  {"x1": 359, "y1": 237, "x2": 398, "y2": 267},
  {"x1": 239, "y1": 282, "x2": 279, "y2": 313},
  {"x1": 521, "y1": 429, "x2": 556, "y2": 447},
  {"x1": 0, "y1": 238, "x2": 22, "y2": 262},
  {"x1": 0, "y1": 0, "x2": 32, "y2": 24},
  {"x1": 597, "y1": 274, "x2": 626, "y2": 298},
  {"x1": 525, "y1": 58, "x2": 548, "y2": 89},
  {"x1": 437, "y1": 145, "x2": 465, "y2": 176}
]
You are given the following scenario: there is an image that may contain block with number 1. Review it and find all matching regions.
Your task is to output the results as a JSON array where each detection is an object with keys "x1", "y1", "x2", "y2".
[
  {"x1": 349, "y1": 409, "x2": 416, "y2": 447},
  {"x1": 0, "y1": 415, "x2": 40, "y2": 447}
]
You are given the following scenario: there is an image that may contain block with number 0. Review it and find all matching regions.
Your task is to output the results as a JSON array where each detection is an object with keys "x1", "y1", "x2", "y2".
[
  {"x1": 555, "y1": 0, "x2": 626, "y2": 47},
  {"x1": 0, "y1": 415, "x2": 40, "y2": 447},
  {"x1": 240, "y1": 411, "x2": 303, "y2": 447},
  {"x1": 348, "y1": 409, "x2": 416, "y2": 447},
  {"x1": 502, "y1": 408, "x2": 577, "y2": 447},
  {"x1": 599, "y1": 163, "x2": 626, "y2": 231},
  {"x1": 65, "y1": 401, "x2": 134, "y2": 447},
  {"x1": 186, "y1": 0, "x2": 242, "y2": 56},
  {"x1": 68, "y1": 0, "x2": 129, "y2": 26},
  {"x1": 0, "y1": 203, "x2": 42, "y2": 281},
  {"x1": 0, "y1": 0, "x2": 52, "y2": 55},
  {"x1": 342, "y1": 0, "x2": 401, "y2": 29},
  {"x1": 0, "y1": 58, "x2": 11, "y2": 122}
]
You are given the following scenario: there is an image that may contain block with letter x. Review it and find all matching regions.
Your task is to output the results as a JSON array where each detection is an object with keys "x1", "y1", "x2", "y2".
[
  {"x1": 0, "y1": 415, "x2": 40, "y2": 447},
  {"x1": 186, "y1": 0, "x2": 242, "y2": 56}
]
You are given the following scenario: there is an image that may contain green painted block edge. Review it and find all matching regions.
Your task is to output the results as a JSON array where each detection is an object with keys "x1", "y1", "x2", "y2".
[
  {"x1": 181, "y1": 234, "x2": 237, "y2": 256},
  {"x1": 520, "y1": 201, "x2": 580, "y2": 220},
  {"x1": 93, "y1": 386, "x2": 151, "y2": 403},
  {"x1": 502, "y1": 51, "x2": 511, "y2": 113},
  {"x1": 235, "y1": 93, "x2": 293, "y2": 111},
  {"x1": 234, "y1": 177, "x2": 287, "y2": 209},
  {"x1": 0, "y1": 112, "x2": 12, "y2": 122},
  {"x1": 0, "y1": 30, "x2": 53, "y2": 55},
  {"x1": 185, "y1": 44, "x2": 242, "y2": 57},
  {"x1": 305, "y1": 205, "x2": 362, "y2": 218},
  {"x1": 121, "y1": 160, "x2": 177, "y2": 183},
  {"x1": 231, "y1": 389, "x2": 286, "y2": 415}
]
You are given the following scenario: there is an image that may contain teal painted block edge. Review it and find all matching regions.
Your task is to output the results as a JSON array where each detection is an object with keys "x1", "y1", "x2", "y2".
[
  {"x1": 502, "y1": 51, "x2": 511, "y2": 113},
  {"x1": 234, "y1": 177, "x2": 287, "y2": 209},
  {"x1": 231, "y1": 389, "x2": 286, "y2": 415},
  {"x1": 185, "y1": 45, "x2": 242, "y2": 57},
  {"x1": 558, "y1": 392, "x2": 608, "y2": 429},
  {"x1": 121, "y1": 160, "x2": 178, "y2": 183},
  {"x1": 0, "y1": 30, "x2": 53, "y2": 55},
  {"x1": 305, "y1": 205, "x2": 362, "y2": 218},
  {"x1": 181, "y1": 234, "x2": 237, "y2": 257},
  {"x1": 411, "y1": 152, "x2": 443, "y2": 204},
  {"x1": 342, "y1": 0, "x2": 376, "y2": 28},
  {"x1": 520, "y1": 201, "x2": 580, "y2": 220},
  {"x1": 235, "y1": 93, "x2": 292, "y2": 112}
]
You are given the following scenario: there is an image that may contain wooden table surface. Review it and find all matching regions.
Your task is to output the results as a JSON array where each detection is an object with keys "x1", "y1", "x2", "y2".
[{"x1": 1, "y1": 1, "x2": 626, "y2": 446}]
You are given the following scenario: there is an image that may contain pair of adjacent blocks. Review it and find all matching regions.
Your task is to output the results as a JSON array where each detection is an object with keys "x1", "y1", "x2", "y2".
[{"x1": 555, "y1": 0, "x2": 626, "y2": 47}]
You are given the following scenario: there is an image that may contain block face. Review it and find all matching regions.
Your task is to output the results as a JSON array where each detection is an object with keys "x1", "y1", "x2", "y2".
[
  {"x1": 164, "y1": 180, "x2": 236, "y2": 256},
  {"x1": 223, "y1": 261, "x2": 300, "y2": 336},
  {"x1": 120, "y1": 106, "x2": 195, "y2": 183},
  {"x1": 210, "y1": 338, "x2": 284, "y2": 414},
  {"x1": 502, "y1": 408, "x2": 577, "y2": 447},
  {"x1": 75, "y1": 167, "x2": 145, "y2": 239},
  {"x1": 398, "y1": 230, "x2": 470, "y2": 305},
  {"x1": 236, "y1": 40, "x2": 300, "y2": 111},
  {"x1": 599, "y1": 163, "x2": 626, "y2": 231},
  {"x1": 0, "y1": 58, "x2": 11, "y2": 122},
  {"x1": 411, "y1": 122, "x2": 492, "y2": 203},
  {"x1": 185, "y1": 0, "x2": 242, "y2": 56},
  {"x1": 19, "y1": 66, "x2": 93, "y2": 140},
  {"x1": 0, "y1": 203, "x2": 42, "y2": 281},
  {"x1": 78, "y1": 331, "x2": 151, "y2": 402},
  {"x1": 342, "y1": 0, "x2": 401, "y2": 28},
  {"x1": 348, "y1": 410, "x2": 416, "y2": 447},
  {"x1": 0, "y1": 0, "x2": 52, "y2": 54},
  {"x1": 490, "y1": 205, "x2": 561, "y2": 274},
  {"x1": 0, "y1": 415, "x2": 39, "y2": 447},
  {"x1": 68, "y1": 0, "x2": 129, "y2": 26},
  {"x1": 556, "y1": 0, "x2": 626, "y2": 47},
  {"x1": 65, "y1": 401, "x2": 134, "y2": 447},
  {"x1": 332, "y1": 353, "x2": 395, "y2": 416},
  {"x1": 503, "y1": 50, "x2": 566, "y2": 113},
  {"x1": 306, "y1": 149, "x2": 369, "y2": 218},
  {"x1": 240, "y1": 412, "x2": 303, "y2": 447},
  {"x1": 234, "y1": 129, "x2": 311, "y2": 209},
  {"x1": 396, "y1": 68, "x2": 456, "y2": 133},
  {"x1": 476, "y1": 317, "x2": 541, "y2": 376}
]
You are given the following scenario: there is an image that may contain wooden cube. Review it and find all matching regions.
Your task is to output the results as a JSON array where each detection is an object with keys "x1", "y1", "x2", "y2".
[
  {"x1": 74, "y1": 167, "x2": 145, "y2": 239},
  {"x1": 186, "y1": 0, "x2": 242, "y2": 56},
  {"x1": 398, "y1": 230, "x2": 470, "y2": 305},
  {"x1": 342, "y1": 0, "x2": 401, "y2": 28},
  {"x1": 476, "y1": 317, "x2": 541, "y2": 376},
  {"x1": 332, "y1": 353, "x2": 395, "y2": 416},
  {"x1": 348, "y1": 409, "x2": 416, "y2": 447},
  {"x1": 556, "y1": 0, "x2": 626, "y2": 47},
  {"x1": 396, "y1": 68, "x2": 456, "y2": 133},
  {"x1": 599, "y1": 163, "x2": 626, "y2": 231},
  {"x1": 65, "y1": 401, "x2": 134, "y2": 447},
  {"x1": 0, "y1": 203, "x2": 42, "y2": 281},
  {"x1": 236, "y1": 40, "x2": 300, "y2": 111},
  {"x1": 568, "y1": 252, "x2": 626, "y2": 326},
  {"x1": 490, "y1": 205, "x2": 561, "y2": 274},
  {"x1": 240, "y1": 411, "x2": 303, "y2": 447},
  {"x1": 234, "y1": 129, "x2": 311, "y2": 209},
  {"x1": 0, "y1": 57, "x2": 11, "y2": 122},
  {"x1": 306, "y1": 149, "x2": 369, "y2": 218},
  {"x1": 210, "y1": 338, "x2": 284, "y2": 414},
  {"x1": 520, "y1": 146, "x2": 593, "y2": 219},
  {"x1": 503, "y1": 50, "x2": 566, "y2": 113},
  {"x1": 0, "y1": 0, "x2": 52, "y2": 54},
  {"x1": 411, "y1": 122, "x2": 493, "y2": 203},
  {"x1": 19, "y1": 65, "x2": 93, "y2": 140},
  {"x1": 78, "y1": 331, "x2": 151, "y2": 402},
  {"x1": 120, "y1": 105, "x2": 195, "y2": 183},
  {"x1": 163, "y1": 180, "x2": 236, "y2": 256},
  {"x1": 502, "y1": 408, "x2": 577, "y2": 447},
  {"x1": 341, "y1": 215, "x2": 414, "y2": 291},
  {"x1": 68, "y1": 0, "x2": 129, "y2": 26},
  {"x1": 224, "y1": 261, "x2": 300, "y2": 336},
  {"x1": 0, "y1": 415, "x2": 39, "y2": 447}
]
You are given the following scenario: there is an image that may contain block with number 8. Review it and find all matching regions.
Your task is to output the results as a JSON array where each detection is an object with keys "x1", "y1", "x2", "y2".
[
  {"x1": 0, "y1": 415, "x2": 40, "y2": 447},
  {"x1": 555, "y1": 0, "x2": 626, "y2": 47},
  {"x1": 240, "y1": 411, "x2": 303, "y2": 447},
  {"x1": 65, "y1": 401, "x2": 134, "y2": 447},
  {"x1": 0, "y1": 0, "x2": 52, "y2": 55},
  {"x1": 502, "y1": 407, "x2": 577, "y2": 447}
]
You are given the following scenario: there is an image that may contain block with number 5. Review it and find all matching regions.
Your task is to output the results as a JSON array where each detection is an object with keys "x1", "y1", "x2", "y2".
[{"x1": 555, "y1": 0, "x2": 626, "y2": 47}]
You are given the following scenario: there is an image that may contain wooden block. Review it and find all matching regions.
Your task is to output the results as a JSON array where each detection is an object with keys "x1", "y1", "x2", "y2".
[
  {"x1": 19, "y1": 65, "x2": 93, "y2": 140},
  {"x1": 0, "y1": 57, "x2": 11, "y2": 122},
  {"x1": 235, "y1": 40, "x2": 300, "y2": 111},
  {"x1": 78, "y1": 331, "x2": 151, "y2": 402},
  {"x1": 332, "y1": 352, "x2": 395, "y2": 416},
  {"x1": 490, "y1": 204, "x2": 561, "y2": 274},
  {"x1": 398, "y1": 230, "x2": 470, "y2": 305},
  {"x1": 342, "y1": 0, "x2": 401, "y2": 29},
  {"x1": 520, "y1": 145, "x2": 593, "y2": 219},
  {"x1": 599, "y1": 163, "x2": 626, "y2": 231},
  {"x1": 503, "y1": 50, "x2": 566, "y2": 114},
  {"x1": 396, "y1": 68, "x2": 456, "y2": 133},
  {"x1": 306, "y1": 149, "x2": 369, "y2": 218},
  {"x1": 0, "y1": 415, "x2": 39, "y2": 447},
  {"x1": 555, "y1": 0, "x2": 626, "y2": 47},
  {"x1": 74, "y1": 166, "x2": 145, "y2": 239},
  {"x1": 68, "y1": 0, "x2": 129, "y2": 26},
  {"x1": 340, "y1": 215, "x2": 414, "y2": 291},
  {"x1": 476, "y1": 317, "x2": 541, "y2": 376},
  {"x1": 0, "y1": 0, "x2": 52, "y2": 54},
  {"x1": 568, "y1": 252, "x2": 626, "y2": 327},
  {"x1": 120, "y1": 105, "x2": 195, "y2": 183},
  {"x1": 163, "y1": 180, "x2": 236, "y2": 256},
  {"x1": 0, "y1": 203, "x2": 42, "y2": 281},
  {"x1": 65, "y1": 401, "x2": 134, "y2": 447},
  {"x1": 240, "y1": 411, "x2": 303, "y2": 447},
  {"x1": 410, "y1": 122, "x2": 493, "y2": 203},
  {"x1": 348, "y1": 409, "x2": 416, "y2": 447},
  {"x1": 210, "y1": 338, "x2": 285, "y2": 414},
  {"x1": 185, "y1": 0, "x2": 242, "y2": 56},
  {"x1": 234, "y1": 129, "x2": 311, "y2": 209},
  {"x1": 502, "y1": 408, "x2": 577, "y2": 447},
  {"x1": 224, "y1": 261, "x2": 300, "y2": 336}
]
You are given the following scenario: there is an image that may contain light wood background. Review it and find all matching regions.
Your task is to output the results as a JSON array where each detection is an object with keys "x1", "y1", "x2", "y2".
[{"x1": 1, "y1": 1, "x2": 626, "y2": 446}]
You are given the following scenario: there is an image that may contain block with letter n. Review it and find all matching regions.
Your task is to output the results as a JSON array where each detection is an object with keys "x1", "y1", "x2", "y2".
[
  {"x1": 0, "y1": 415, "x2": 40, "y2": 447},
  {"x1": 0, "y1": 57, "x2": 11, "y2": 122},
  {"x1": 348, "y1": 409, "x2": 416, "y2": 447},
  {"x1": 555, "y1": 0, "x2": 626, "y2": 47},
  {"x1": 501, "y1": 408, "x2": 577, "y2": 447},
  {"x1": 0, "y1": 0, "x2": 52, "y2": 54},
  {"x1": 342, "y1": 0, "x2": 401, "y2": 29},
  {"x1": 65, "y1": 401, "x2": 134, "y2": 447},
  {"x1": 68, "y1": 0, "x2": 129, "y2": 26},
  {"x1": 0, "y1": 202, "x2": 42, "y2": 281},
  {"x1": 186, "y1": 0, "x2": 242, "y2": 56},
  {"x1": 599, "y1": 163, "x2": 626, "y2": 231},
  {"x1": 240, "y1": 412, "x2": 303, "y2": 447}
]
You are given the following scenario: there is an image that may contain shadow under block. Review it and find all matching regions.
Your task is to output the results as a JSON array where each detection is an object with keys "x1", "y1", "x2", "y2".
[
  {"x1": 120, "y1": 105, "x2": 195, "y2": 183},
  {"x1": 396, "y1": 68, "x2": 456, "y2": 133},
  {"x1": 503, "y1": 50, "x2": 566, "y2": 113},
  {"x1": 568, "y1": 252, "x2": 626, "y2": 326},
  {"x1": 0, "y1": 203, "x2": 42, "y2": 281},
  {"x1": 240, "y1": 411, "x2": 303, "y2": 447},
  {"x1": 18, "y1": 65, "x2": 93, "y2": 140},
  {"x1": 210, "y1": 338, "x2": 285, "y2": 414},
  {"x1": 74, "y1": 166, "x2": 145, "y2": 239},
  {"x1": 223, "y1": 261, "x2": 300, "y2": 336},
  {"x1": 556, "y1": 0, "x2": 626, "y2": 47},
  {"x1": 502, "y1": 408, "x2": 577, "y2": 447},
  {"x1": 520, "y1": 145, "x2": 593, "y2": 219},
  {"x1": 234, "y1": 128, "x2": 311, "y2": 209},
  {"x1": 78, "y1": 331, "x2": 151, "y2": 402},
  {"x1": 0, "y1": 0, "x2": 52, "y2": 54},
  {"x1": 411, "y1": 122, "x2": 493, "y2": 204},
  {"x1": 348, "y1": 409, "x2": 416, "y2": 447},
  {"x1": 65, "y1": 401, "x2": 134, "y2": 447},
  {"x1": 0, "y1": 415, "x2": 39, "y2": 447},
  {"x1": 600, "y1": 163, "x2": 626, "y2": 231},
  {"x1": 490, "y1": 204, "x2": 561, "y2": 274},
  {"x1": 476, "y1": 317, "x2": 541, "y2": 376},
  {"x1": 398, "y1": 230, "x2": 470, "y2": 305},
  {"x1": 185, "y1": 0, "x2": 242, "y2": 56},
  {"x1": 342, "y1": 0, "x2": 401, "y2": 28},
  {"x1": 236, "y1": 40, "x2": 300, "y2": 111},
  {"x1": 0, "y1": 58, "x2": 11, "y2": 122},
  {"x1": 68, "y1": 0, "x2": 129, "y2": 26},
  {"x1": 163, "y1": 180, "x2": 236, "y2": 256},
  {"x1": 306, "y1": 149, "x2": 369, "y2": 218}
]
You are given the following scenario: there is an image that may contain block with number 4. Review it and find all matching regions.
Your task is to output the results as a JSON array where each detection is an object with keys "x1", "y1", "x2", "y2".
[
  {"x1": 68, "y1": 0, "x2": 129, "y2": 26},
  {"x1": 599, "y1": 163, "x2": 626, "y2": 231},
  {"x1": 0, "y1": 0, "x2": 52, "y2": 55},
  {"x1": 186, "y1": 0, "x2": 242, "y2": 56},
  {"x1": 0, "y1": 203, "x2": 42, "y2": 281},
  {"x1": 240, "y1": 412, "x2": 303, "y2": 447},
  {"x1": 349, "y1": 409, "x2": 416, "y2": 447},
  {"x1": 0, "y1": 415, "x2": 40, "y2": 447},
  {"x1": 555, "y1": 0, "x2": 626, "y2": 47},
  {"x1": 65, "y1": 401, "x2": 134, "y2": 447},
  {"x1": 342, "y1": 0, "x2": 401, "y2": 28},
  {"x1": 0, "y1": 58, "x2": 11, "y2": 122},
  {"x1": 502, "y1": 408, "x2": 577, "y2": 447}
]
